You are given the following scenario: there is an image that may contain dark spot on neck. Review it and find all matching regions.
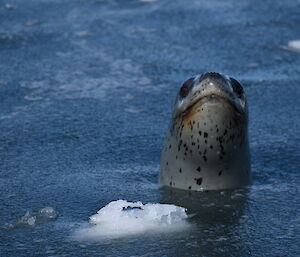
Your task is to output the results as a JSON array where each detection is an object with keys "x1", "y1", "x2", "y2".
[{"x1": 194, "y1": 178, "x2": 203, "y2": 185}]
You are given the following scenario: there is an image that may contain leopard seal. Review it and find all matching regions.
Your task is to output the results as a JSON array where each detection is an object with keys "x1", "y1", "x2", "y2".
[{"x1": 159, "y1": 72, "x2": 251, "y2": 191}]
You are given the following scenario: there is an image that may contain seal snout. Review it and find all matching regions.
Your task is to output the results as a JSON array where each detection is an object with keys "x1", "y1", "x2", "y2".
[
  {"x1": 199, "y1": 72, "x2": 224, "y2": 81},
  {"x1": 197, "y1": 72, "x2": 229, "y2": 89},
  {"x1": 175, "y1": 72, "x2": 247, "y2": 118}
]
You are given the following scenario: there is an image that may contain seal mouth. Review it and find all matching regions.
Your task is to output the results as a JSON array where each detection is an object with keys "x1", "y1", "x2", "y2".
[{"x1": 180, "y1": 93, "x2": 244, "y2": 118}]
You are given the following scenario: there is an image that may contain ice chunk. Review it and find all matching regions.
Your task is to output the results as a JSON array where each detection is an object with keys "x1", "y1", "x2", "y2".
[
  {"x1": 3, "y1": 207, "x2": 58, "y2": 230},
  {"x1": 73, "y1": 200, "x2": 189, "y2": 240},
  {"x1": 286, "y1": 40, "x2": 300, "y2": 53},
  {"x1": 140, "y1": 0, "x2": 157, "y2": 2},
  {"x1": 19, "y1": 211, "x2": 36, "y2": 227},
  {"x1": 4, "y1": 3, "x2": 15, "y2": 10},
  {"x1": 38, "y1": 207, "x2": 58, "y2": 219},
  {"x1": 27, "y1": 216, "x2": 36, "y2": 226}
]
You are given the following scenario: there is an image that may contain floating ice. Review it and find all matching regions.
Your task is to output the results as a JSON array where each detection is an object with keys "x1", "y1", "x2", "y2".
[
  {"x1": 73, "y1": 200, "x2": 189, "y2": 240},
  {"x1": 4, "y1": 3, "x2": 15, "y2": 10},
  {"x1": 4, "y1": 207, "x2": 58, "y2": 230},
  {"x1": 140, "y1": 0, "x2": 157, "y2": 2},
  {"x1": 286, "y1": 40, "x2": 300, "y2": 53},
  {"x1": 25, "y1": 20, "x2": 41, "y2": 27},
  {"x1": 125, "y1": 107, "x2": 142, "y2": 113}
]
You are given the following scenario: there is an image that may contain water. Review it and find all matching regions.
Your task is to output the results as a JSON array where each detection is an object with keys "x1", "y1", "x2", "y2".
[{"x1": 0, "y1": 0, "x2": 299, "y2": 256}]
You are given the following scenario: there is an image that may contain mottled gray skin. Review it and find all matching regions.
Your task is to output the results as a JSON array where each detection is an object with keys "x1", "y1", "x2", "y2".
[{"x1": 159, "y1": 72, "x2": 251, "y2": 191}]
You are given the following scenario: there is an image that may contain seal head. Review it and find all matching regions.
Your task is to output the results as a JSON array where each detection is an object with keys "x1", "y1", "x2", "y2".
[{"x1": 159, "y1": 72, "x2": 251, "y2": 191}]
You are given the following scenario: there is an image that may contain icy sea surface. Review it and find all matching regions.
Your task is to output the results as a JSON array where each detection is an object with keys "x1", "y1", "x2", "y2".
[{"x1": 0, "y1": 0, "x2": 300, "y2": 256}]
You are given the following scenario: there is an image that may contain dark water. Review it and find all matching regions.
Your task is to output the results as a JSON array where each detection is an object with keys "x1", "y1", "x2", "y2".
[{"x1": 1, "y1": 0, "x2": 300, "y2": 256}]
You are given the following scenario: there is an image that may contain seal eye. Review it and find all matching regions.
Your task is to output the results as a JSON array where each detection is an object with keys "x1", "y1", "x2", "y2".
[
  {"x1": 179, "y1": 77, "x2": 194, "y2": 98},
  {"x1": 230, "y1": 77, "x2": 244, "y2": 98}
]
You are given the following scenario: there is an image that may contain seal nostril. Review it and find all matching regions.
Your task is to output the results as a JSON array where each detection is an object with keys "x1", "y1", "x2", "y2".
[{"x1": 200, "y1": 72, "x2": 223, "y2": 81}]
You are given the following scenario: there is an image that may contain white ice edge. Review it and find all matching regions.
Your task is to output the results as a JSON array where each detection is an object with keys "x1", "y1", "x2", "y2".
[
  {"x1": 72, "y1": 200, "x2": 190, "y2": 241},
  {"x1": 283, "y1": 39, "x2": 300, "y2": 53}
]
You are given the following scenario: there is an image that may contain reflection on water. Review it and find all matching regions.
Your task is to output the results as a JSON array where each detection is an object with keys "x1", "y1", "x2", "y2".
[{"x1": 160, "y1": 186, "x2": 251, "y2": 256}]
